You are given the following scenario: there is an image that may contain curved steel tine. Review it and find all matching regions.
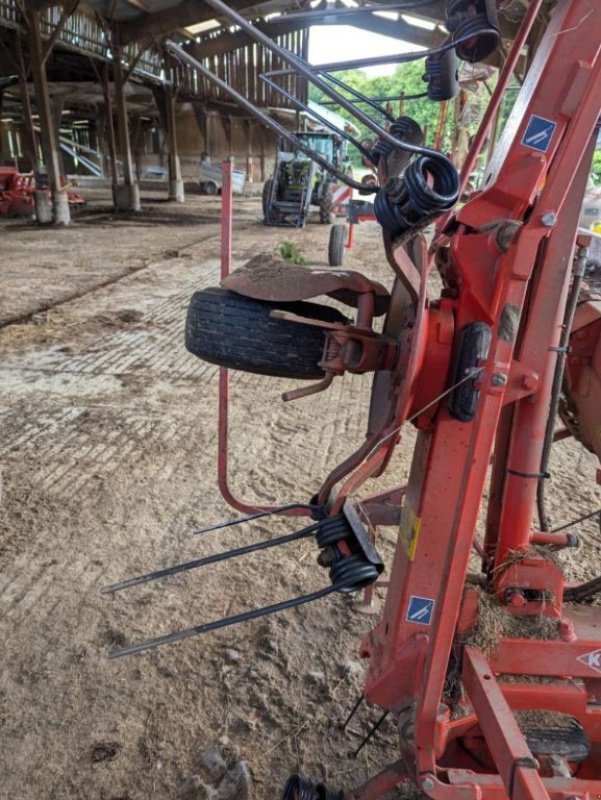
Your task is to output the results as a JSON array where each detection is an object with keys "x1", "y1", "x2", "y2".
[
  {"x1": 108, "y1": 585, "x2": 337, "y2": 659},
  {"x1": 101, "y1": 521, "x2": 322, "y2": 595},
  {"x1": 192, "y1": 502, "x2": 318, "y2": 535}
]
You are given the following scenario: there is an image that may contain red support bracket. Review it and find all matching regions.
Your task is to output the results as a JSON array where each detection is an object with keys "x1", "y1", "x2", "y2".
[{"x1": 462, "y1": 647, "x2": 550, "y2": 800}]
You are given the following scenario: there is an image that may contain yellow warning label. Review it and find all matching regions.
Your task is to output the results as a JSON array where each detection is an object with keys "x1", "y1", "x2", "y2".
[{"x1": 399, "y1": 501, "x2": 422, "y2": 562}]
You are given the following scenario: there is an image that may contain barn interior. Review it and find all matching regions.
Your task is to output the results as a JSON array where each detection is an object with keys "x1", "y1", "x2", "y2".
[{"x1": 1, "y1": 2, "x2": 601, "y2": 799}]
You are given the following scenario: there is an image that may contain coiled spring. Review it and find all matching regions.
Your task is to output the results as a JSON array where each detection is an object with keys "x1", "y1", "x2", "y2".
[
  {"x1": 280, "y1": 774, "x2": 342, "y2": 800},
  {"x1": 372, "y1": 116, "x2": 424, "y2": 166},
  {"x1": 315, "y1": 517, "x2": 381, "y2": 593},
  {"x1": 446, "y1": 0, "x2": 500, "y2": 63},
  {"x1": 374, "y1": 155, "x2": 460, "y2": 239}
]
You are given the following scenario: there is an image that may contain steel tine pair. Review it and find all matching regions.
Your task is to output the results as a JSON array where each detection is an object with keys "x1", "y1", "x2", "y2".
[{"x1": 101, "y1": 518, "x2": 324, "y2": 596}]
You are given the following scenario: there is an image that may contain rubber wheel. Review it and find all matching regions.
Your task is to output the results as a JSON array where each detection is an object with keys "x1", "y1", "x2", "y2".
[
  {"x1": 185, "y1": 287, "x2": 349, "y2": 379},
  {"x1": 205, "y1": 181, "x2": 218, "y2": 196},
  {"x1": 262, "y1": 178, "x2": 273, "y2": 220},
  {"x1": 328, "y1": 224, "x2": 347, "y2": 267},
  {"x1": 319, "y1": 184, "x2": 334, "y2": 224}
]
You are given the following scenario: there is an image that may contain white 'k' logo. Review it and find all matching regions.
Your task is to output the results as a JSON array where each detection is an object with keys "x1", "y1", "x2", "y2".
[{"x1": 577, "y1": 649, "x2": 601, "y2": 673}]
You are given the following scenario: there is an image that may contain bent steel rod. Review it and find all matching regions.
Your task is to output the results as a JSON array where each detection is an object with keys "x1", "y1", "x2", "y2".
[
  {"x1": 303, "y1": 26, "x2": 498, "y2": 73},
  {"x1": 197, "y1": 0, "x2": 456, "y2": 166},
  {"x1": 263, "y1": 68, "x2": 396, "y2": 123},
  {"x1": 102, "y1": 519, "x2": 328, "y2": 595},
  {"x1": 193, "y1": 502, "x2": 320, "y2": 535},
  {"x1": 259, "y1": 73, "x2": 376, "y2": 160},
  {"x1": 109, "y1": 585, "x2": 338, "y2": 659},
  {"x1": 165, "y1": 42, "x2": 373, "y2": 192}
]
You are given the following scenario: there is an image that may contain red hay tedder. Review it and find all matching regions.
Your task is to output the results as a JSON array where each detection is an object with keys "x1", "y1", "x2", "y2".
[
  {"x1": 104, "y1": 1, "x2": 601, "y2": 798},
  {"x1": 0, "y1": 166, "x2": 84, "y2": 217}
]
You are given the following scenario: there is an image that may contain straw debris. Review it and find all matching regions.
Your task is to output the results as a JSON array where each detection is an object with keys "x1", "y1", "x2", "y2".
[{"x1": 462, "y1": 588, "x2": 561, "y2": 655}]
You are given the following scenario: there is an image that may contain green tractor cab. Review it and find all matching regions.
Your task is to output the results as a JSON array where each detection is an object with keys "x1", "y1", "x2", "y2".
[{"x1": 262, "y1": 131, "x2": 352, "y2": 228}]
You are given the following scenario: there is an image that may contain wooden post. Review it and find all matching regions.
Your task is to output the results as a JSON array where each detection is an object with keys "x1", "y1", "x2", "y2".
[
  {"x1": 13, "y1": 36, "x2": 38, "y2": 172},
  {"x1": 165, "y1": 82, "x2": 184, "y2": 202},
  {"x1": 112, "y1": 36, "x2": 140, "y2": 211},
  {"x1": 27, "y1": 9, "x2": 70, "y2": 224}
]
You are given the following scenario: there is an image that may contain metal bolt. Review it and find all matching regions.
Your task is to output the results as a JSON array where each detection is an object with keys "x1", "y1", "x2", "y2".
[
  {"x1": 521, "y1": 374, "x2": 537, "y2": 390},
  {"x1": 491, "y1": 373, "x2": 507, "y2": 386},
  {"x1": 421, "y1": 775, "x2": 436, "y2": 793},
  {"x1": 541, "y1": 212, "x2": 557, "y2": 227}
]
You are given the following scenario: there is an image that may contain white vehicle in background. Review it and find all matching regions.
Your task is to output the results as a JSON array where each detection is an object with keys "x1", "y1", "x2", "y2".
[{"x1": 199, "y1": 158, "x2": 246, "y2": 195}]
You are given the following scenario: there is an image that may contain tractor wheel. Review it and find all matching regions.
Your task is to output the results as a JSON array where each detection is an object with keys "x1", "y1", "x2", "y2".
[
  {"x1": 185, "y1": 287, "x2": 349, "y2": 379},
  {"x1": 262, "y1": 179, "x2": 273, "y2": 219},
  {"x1": 204, "y1": 181, "x2": 218, "y2": 196},
  {"x1": 319, "y1": 184, "x2": 334, "y2": 225},
  {"x1": 328, "y1": 224, "x2": 347, "y2": 267}
]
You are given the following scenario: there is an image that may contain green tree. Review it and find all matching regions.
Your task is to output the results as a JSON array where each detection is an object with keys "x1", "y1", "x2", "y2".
[{"x1": 309, "y1": 61, "x2": 453, "y2": 162}]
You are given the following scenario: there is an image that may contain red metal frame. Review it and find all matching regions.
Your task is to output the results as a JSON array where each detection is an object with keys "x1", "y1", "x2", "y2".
[
  {"x1": 339, "y1": 3, "x2": 601, "y2": 799},
  {"x1": 214, "y1": 7, "x2": 601, "y2": 796}
]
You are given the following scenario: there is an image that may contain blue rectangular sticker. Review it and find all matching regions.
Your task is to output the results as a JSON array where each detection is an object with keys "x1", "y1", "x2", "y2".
[
  {"x1": 522, "y1": 115, "x2": 557, "y2": 153},
  {"x1": 406, "y1": 595, "x2": 435, "y2": 625}
]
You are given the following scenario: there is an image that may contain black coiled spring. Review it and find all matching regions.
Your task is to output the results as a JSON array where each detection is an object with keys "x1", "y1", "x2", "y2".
[
  {"x1": 280, "y1": 774, "x2": 343, "y2": 800},
  {"x1": 315, "y1": 516, "x2": 381, "y2": 592},
  {"x1": 372, "y1": 116, "x2": 424, "y2": 166},
  {"x1": 424, "y1": 48, "x2": 459, "y2": 101},
  {"x1": 446, "y1": 0, "x2": 500, "y2": 63},
  {"x1": 374, "y1": 155, "x2": 459, "y2": 239}
]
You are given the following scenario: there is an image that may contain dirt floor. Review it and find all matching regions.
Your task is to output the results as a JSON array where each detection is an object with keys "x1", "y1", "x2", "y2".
[{"x1": 0, "y1": 188, "x2": 600, "y2": 800}]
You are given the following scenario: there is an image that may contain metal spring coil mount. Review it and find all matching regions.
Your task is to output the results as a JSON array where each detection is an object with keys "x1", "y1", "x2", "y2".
[
  {"x1": 372, "y1": 116, "x2": 424, "y2": 165},
  {"x1": 445, "y1": 0, "x2": 500, "y2": 63},
  {"x1": 374, "y1": 155, "x2": 460, "y2": 239}
]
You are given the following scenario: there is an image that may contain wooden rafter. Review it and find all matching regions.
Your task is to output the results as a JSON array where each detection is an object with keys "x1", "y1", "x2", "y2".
[
  {"x1": 118, "y1": 0, "x2": 264, "y2": 44},
  {"x1": 42, "y1": 0, "x2": 80, "y2": 64},
  {"x1": 188, "y1": 11, "x2": 442, "y2": 60}
]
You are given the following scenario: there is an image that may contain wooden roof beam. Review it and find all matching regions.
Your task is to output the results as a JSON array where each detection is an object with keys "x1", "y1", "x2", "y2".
[
  {"x1": 189, "y1": 11, "x2": 443, "y2": 60},
  {"x1": 118, "y1": 0, "x2": 260, "y2": 44}
]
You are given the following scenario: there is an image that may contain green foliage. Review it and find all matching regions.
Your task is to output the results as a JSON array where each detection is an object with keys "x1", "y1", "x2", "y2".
[
  {"x1": 310, "y1": 62, "x2": 454, "y2": 158},
  {"x1": 310, "y1": 63, "x2": 496, "y2": 170},
  {"x1": 278, "y1": 241, "x2": 308, "y2": 266},
  {"x1": 592, "y1": 150, "x2": 601, "y2": 184}
]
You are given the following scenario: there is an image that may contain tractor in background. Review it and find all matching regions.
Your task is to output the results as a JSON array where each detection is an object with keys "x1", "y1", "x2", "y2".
[{"x1": 262, "y1": 130, "x2": 351, "y2": 227}]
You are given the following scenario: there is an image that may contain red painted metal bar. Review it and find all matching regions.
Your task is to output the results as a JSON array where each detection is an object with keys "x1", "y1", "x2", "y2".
[
  {"x1": 463, "y1": 647, "x2": 549, "y2": 800},
  {"x1": 492, "y1": 90, "x2": 600, "y2": 569},
  {"x1": 457, "y1": 0, "x2": 544, "y2": 194},
  {"x1": 353, "y1": 6, "x2": 601, "y2": 800},
  {"x1": 217, "y1": 160, "x2": 308, "y2": 518},
  {"x1": 434, "y1": 0, "x2": 545, "y2": 237}
]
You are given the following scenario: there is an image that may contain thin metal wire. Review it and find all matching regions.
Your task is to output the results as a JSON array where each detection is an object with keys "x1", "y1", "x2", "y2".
[
  {"x1": 192, "y1": 503, "x2": 320, "y2": 535},
  {"x1": 550, "y1": 508, "x2": 601, "y2": 533},
  {"x1": 340, "y1": 693, "x2": 365, "y2": 731},
  {"x1": 364, "y1": 367, "x2": 485, "y2": 462},
  {"x1": 108, "y1": 585, "x2": 338, "y2": 659}
]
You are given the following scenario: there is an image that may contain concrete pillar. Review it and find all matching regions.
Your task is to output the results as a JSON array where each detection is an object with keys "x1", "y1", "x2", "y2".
[
  {"x1": 112, "y1": 40, "x2": 140, "y2": 212},
  {"x1": 51, "y1": 95, "x2": 66, "y2": 173},
  {"x1": 165, "y1": 84, "x2": 184, "y2": 202},
  {"x1": 27, "y1": 10, "x2": 71, "y2": 225}
]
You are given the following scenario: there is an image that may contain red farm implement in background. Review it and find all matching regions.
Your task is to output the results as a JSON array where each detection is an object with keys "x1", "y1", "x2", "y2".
[
  {"x1": 0, "y1": 166, "x2": 84, "y2": 217},
  {"x1": 104, "y1": 2, "x2": 601, "y2": 799}
]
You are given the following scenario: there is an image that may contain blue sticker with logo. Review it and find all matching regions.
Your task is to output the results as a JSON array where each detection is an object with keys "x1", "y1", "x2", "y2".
[
  {"x1": 406, "y1": 595, "x2": 435, "y2": 625},
  {"x1": 521, "y1": 115, "x2": 557, "y2": 153}
]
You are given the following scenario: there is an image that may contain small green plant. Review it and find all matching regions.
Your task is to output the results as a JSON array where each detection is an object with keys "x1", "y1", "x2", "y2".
[{"x1": 278, "y1": 240, "x2": 308, "y2": 266}]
